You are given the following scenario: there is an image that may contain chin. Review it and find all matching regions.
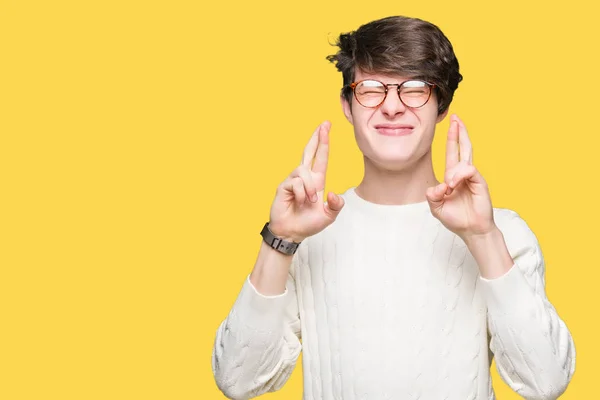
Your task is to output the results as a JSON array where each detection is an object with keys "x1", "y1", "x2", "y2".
[{"x1": 367, "y1": 153, "x2": 418, "y2": 172}]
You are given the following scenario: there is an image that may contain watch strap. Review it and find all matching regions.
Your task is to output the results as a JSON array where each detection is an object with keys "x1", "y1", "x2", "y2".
[{"x1": 260, "y1": 222, "x2": 300, "y2": 255}]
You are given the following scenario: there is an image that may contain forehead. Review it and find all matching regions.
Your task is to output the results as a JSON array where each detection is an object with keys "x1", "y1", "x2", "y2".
[{"x1": 354, "y1": 69, "x2": 416, "y2": 83}]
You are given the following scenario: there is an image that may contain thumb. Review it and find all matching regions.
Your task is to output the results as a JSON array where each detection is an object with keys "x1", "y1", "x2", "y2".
[{"x1": 324, "y1": 192, "x2": 345, "y2": 219}]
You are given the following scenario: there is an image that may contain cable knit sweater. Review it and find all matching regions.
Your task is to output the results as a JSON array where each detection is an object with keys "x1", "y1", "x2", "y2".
[{"x1": 212, "y1": 187, "x2": 576, "y2": 400}]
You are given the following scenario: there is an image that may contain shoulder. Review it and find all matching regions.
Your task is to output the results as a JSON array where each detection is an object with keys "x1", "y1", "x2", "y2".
[
  {"x1": 493, "y1": 207, "x2": 539, "y2": 249},
  {"x1": 492, "y1": 207, "x2": 545, "y2": 280}
]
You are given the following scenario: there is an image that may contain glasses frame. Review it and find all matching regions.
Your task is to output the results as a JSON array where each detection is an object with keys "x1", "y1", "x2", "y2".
[{"x1": 348, "y1": 79, "x2": 436, "y2": 109}]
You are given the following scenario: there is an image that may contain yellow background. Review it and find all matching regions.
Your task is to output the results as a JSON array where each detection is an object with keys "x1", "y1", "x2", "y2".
[{"x1": 1, "y1": 0, "x2": 596, "y2": 398}]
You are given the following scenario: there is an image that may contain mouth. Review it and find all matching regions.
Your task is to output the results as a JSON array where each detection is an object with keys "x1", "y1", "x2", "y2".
[{"x1": 374, "y1": 124, "x2": 414, "y2": 137}]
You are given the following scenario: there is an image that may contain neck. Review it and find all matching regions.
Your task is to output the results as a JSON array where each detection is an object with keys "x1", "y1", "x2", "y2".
[{"x1": 355, "y1": 150, "x2": 439, "y2": 205}]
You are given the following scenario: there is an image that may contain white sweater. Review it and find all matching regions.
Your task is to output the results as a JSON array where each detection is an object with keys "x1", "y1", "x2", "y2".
[{"x1": 212, "y1": 187, "x2": 576, "y2": 400}]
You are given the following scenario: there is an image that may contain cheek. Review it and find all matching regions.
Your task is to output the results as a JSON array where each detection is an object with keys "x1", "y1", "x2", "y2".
[
  {"x1": 417, "y1": 108, "x2": 440, "y2": 132},
  {"x1": 418, "y1": 120, "x2": 436, "y2": 142},
  {"x1": 351, "y1": 106, "x2": 376, "y2": 127}
]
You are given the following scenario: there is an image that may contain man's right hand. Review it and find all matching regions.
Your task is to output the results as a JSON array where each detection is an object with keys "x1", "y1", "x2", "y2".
[{"x1": 267, "y1": 121, "x2": 345, "y2": 243}]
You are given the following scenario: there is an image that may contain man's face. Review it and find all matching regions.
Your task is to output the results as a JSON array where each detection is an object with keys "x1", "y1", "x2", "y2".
[{"x1": 342, "y1": 69, "x2": 448, "y2": 171}]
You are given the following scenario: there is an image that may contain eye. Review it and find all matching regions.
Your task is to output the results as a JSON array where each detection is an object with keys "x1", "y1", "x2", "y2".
[
  {"x1": 357, "y1": 80, "x2": 386, "y2": 95},
  {"x1": 403, "y1": 88, "x2": 428, "y2": 95},
  {"x1": 400, "y1": 81, "x2": 430, "y2": 96}
]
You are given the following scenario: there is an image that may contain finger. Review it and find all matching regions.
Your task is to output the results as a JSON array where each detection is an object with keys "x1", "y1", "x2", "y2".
[
  {"x1": 426, "y1": 182, "x2": 447, "y2": 205},
  {"x1": 444, "y1": 156, "x2": 464, "y2": 191},
  {"x1": 302, "y1": 122, "x2": 326, "y2": 167},
  {"x1": 290, "y1": 166, "x2": 318, "y2": 202},
  {"x1": 312, "y1": 121, "x2": 331, "y2": 175},
  {"x1": 444, "y1": 161, "x2": 474, "y2": 194},
  {"x1": 454, "y1": 115, "x2": 473, "y2": 165},
  {"x1": 448, "y1": 163, "x2": 480, "y2": 189},
  {"x1": 324, "y1": 191, "x2": 345, "y2": 219},
  {"x1": 281, "y1": 175, "x2": 313, "y2": 206},
  {"x1": 445, "y1": 184, "x2": 454, "y2": 196},
  {"x1": 445, "y1": 119, "x2": 459, "y2": 171},
  {"x1": 280, "y1": 177, "x2": 306, "y2": 207},
  {"x1": 290, "y1": 177, "x2": 306, "y2": 207},
  {"x1": 444, "y1": 160, "x2": 465, "y2": 185}
]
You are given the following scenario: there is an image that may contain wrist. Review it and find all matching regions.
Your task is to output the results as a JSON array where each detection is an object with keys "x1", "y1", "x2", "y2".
[
  {"x1": 463, "y1": 225, "x2": 514, "y2": 279},
  {"x1": 267, "y1": 222, "x2": 305, "y2": 243},
  {"x1": 462, "y1": 225, "x2": 501, "y2": 249},
  {"x1": 260, "y1": 222, "x2": 303, "y2": 256}
]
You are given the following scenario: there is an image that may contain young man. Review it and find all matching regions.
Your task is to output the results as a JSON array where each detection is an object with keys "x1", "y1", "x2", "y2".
[{"x1": 212, "y1": 16, "x2": 576, "y2": 400}]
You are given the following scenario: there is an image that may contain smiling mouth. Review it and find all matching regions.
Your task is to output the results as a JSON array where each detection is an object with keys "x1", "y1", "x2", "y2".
[{"x1": 375, "y1": 126, "x2": 414, "y2": 136}]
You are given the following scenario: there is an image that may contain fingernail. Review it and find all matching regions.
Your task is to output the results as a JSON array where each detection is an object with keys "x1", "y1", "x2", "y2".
[
  {"x1": 311, "y1": 194, "x2": 318, "y2": 202},
  {"x1": 449, "y1": 180, "x2": 454, "y2": 187}
]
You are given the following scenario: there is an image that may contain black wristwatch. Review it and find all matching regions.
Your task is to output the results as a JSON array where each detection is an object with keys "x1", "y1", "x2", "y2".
[{"x1": 260, "y1": 222, "x2": 301, "y2": 255}]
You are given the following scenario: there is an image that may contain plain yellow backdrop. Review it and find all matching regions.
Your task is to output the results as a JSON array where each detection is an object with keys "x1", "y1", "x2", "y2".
[{"x1": 1, "y1": 0, "x2": 597, "y2": 398}]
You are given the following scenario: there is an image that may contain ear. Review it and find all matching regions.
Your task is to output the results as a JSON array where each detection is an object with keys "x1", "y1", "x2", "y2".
[
  {"x1": 341, "y1": 96, "x2": 354, "y2": 125},
  {"x1": 436, "y1": 108, "x2": 449, "y2": 124}
]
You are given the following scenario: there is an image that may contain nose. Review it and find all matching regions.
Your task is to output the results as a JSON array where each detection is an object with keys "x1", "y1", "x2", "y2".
[{"x1": 379, "y1": 85, "x2": 406, "y2": 117}]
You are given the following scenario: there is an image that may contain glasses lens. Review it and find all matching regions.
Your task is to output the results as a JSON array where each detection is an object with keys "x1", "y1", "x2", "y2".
[
  {"x1": 400, "y1": 80, "x2": 431, "y2": 108},
  {"x1": 355, "y1": 80, "x2": 386, "y2": 107}
]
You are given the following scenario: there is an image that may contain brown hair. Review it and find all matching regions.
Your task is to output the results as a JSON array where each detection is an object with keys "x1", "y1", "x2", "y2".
[{"x1": 326, "y1": 16, "x2": 463, "y2": 115}]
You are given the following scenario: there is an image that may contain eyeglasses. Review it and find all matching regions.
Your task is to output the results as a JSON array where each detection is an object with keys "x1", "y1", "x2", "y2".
[{"x1": 347, "y1": 79, "x2": 436, "y2": 109}]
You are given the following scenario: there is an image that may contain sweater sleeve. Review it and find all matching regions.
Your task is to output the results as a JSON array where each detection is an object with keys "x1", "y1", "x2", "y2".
[
  {"x1": 211, "y1": 255, "x2": 302, "y2": 400},
  {"x1": 478, "y1": 209, "x2": 576, "y2": 399}
]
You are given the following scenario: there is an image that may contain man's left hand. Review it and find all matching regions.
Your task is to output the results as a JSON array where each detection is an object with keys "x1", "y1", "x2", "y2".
[{"x1": 426, "y1": 114, "x2": 496, "y2": 242}]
